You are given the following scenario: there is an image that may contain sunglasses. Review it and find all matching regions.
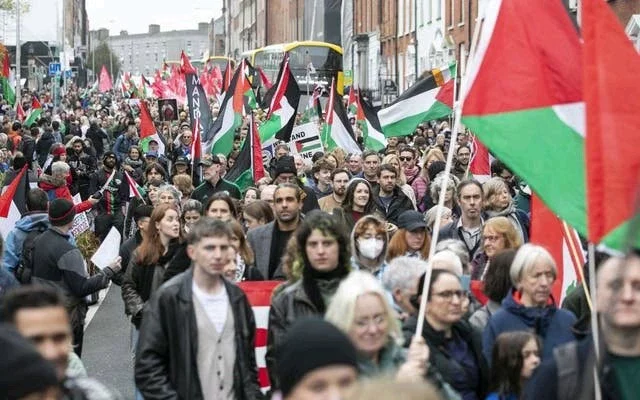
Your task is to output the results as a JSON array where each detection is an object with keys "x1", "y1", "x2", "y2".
[{"x1": 399, "y1": 156, "x2": 413, "y2": 162}]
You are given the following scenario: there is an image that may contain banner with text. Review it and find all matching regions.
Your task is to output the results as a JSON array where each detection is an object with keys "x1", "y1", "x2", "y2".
[{"x1": 288, "y1": 122, "x2": 323, "y2": 165}]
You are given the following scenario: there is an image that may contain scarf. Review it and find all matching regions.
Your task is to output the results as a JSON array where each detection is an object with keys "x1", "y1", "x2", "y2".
[{"x1": 124, "y1": 157, "x2": 144, "y2": 170}]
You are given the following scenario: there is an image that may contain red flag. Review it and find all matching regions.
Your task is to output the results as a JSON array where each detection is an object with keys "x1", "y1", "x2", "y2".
[
  {"x1": 31, "y1": 96, "x2": 41, "y2": 111},
  {"x1": 2, "y1": 51, "x2": 10, "y2": 78},
  {"x1": 238, "y1": 281, "x2": 281, "y2": 391},
  {"x1": 139, "y1": 101, "x2": 156, "y2": 138},
  {"x1": 222, "y1": 59, "x2": 233, "y2": 93},
  {"x1": 180, "y1": 51, "x2": 196, "y2": 74},
  {"x1": 191, "y1": 116, "x2": 202, "y2": 169},
  {"x1": 257, "y1": 67, "x2": 273, "y2": 90},
  {"x1": 583, "y1": 0, "x2": 640, "y2": 244},
  {"x1": 530, "y1": 195, "x2": 584, "y2": 304},
  {"x1": 0, "y1": 165, "x2": 28, "y2": 239},
  {"x1": 469, "y1": 135, "x2": 491, "y2": 182},
  {"x1": 98, "y1": 65, "x2": 112, "y2": 92},
  {"x1": 251, "y1": 114, "x2": 265, "y2": 182},
  {"x1": 16, "y1": 103, "x2": 25, "y2": 121}
]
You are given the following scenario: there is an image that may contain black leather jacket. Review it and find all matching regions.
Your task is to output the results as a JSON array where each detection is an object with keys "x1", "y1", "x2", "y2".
[
  {"x1": 266, "y1": 280, "x2": 323, "y2": 390},
  {"x1": 135, "y1": 269, "x2": 264, "y2": 400}
]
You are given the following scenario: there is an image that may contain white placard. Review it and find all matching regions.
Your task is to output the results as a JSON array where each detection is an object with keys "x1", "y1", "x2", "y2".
[
  {"x1": 288, "y1": 122, "x2": 323, "y2": 165},
  {"x1": 90, "y1": 227, "x2": 121, "y2": 270}
]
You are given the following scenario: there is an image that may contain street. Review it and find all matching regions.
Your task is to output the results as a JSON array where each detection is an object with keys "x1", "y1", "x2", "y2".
[{"x1": 82, "y1": 285, "x2": 135, "y2": 399}]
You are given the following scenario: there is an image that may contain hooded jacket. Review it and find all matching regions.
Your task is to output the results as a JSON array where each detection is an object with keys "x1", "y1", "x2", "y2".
[
  {"x1": 2, "y1": 212, "x2": 50, "y2": 273},
  {"x1": 38, "y1": 174, "x2": 94, "y2": 213},
  {"x1": 483, "y1": 288, "x2": 577, "y2": 363}
]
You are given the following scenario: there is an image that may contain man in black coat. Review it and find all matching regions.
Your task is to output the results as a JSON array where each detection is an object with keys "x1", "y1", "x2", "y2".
[{"x1": 135, "y1": 218, "x2": 263, "y2": 400}]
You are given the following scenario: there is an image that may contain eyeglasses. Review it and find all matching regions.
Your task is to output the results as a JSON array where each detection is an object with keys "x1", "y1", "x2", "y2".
[
  {"x1": 399, "y1": 156, "x2": 413, "y2": 162},
  {"x1": 432, "y1": 290, "x2": 465, "y2": 301}
]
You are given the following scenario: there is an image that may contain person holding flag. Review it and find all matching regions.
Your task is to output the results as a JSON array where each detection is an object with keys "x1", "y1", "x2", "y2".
[{"x1": 190, "y1": 154, "x2": 241, "y2": 203}]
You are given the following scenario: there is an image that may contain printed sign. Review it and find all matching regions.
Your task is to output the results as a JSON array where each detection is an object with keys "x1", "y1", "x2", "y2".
[{"x1": 288, "y1": 122, "x2": 323, "y2": 164}]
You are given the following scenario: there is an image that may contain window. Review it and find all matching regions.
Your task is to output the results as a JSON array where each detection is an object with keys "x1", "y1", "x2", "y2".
[
  {"x1": 448, "y1": 0, "x2": 455, "y2": 28},
  {"x1": 459, "y1": 0, "x2": 465, "y2": 25},
  {"x1": 458, "y1": 42, "x2": 466, "y2": 77},
  {"x1": 436, "y1": 0, "x2": 442, "y2": 20}
]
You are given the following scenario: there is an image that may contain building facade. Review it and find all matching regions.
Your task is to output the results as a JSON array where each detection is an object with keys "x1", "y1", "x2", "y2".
[{"x1": 90, "y1": 23, "x2": 210, "y2": 76}]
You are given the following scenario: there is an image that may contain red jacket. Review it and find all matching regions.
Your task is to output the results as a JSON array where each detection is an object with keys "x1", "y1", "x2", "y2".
[{"x1": 38, "y1": 174, "x2": 94, "y2": 213}]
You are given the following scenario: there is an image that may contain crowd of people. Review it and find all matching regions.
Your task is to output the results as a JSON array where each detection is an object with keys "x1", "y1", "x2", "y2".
[{"x1": 0, "y1": 83, "x2": 638, "y2": 400}]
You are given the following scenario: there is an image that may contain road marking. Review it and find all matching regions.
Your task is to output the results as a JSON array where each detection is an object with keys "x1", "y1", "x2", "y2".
[{"x1": 84, "y1": 283, "x2": 110, "y2": 329}]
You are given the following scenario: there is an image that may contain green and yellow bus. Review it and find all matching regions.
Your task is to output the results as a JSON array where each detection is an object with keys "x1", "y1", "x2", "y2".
[
  {"x1": 199, "y1": 56, "x2": 236, "y2": 72},
  {"x1": 244, "y1": 41, "x2": 344, "y2": 95}
]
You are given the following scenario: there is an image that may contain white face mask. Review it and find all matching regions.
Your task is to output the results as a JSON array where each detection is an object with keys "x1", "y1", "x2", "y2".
[{"x1": 358, "y1": 238, "x2": 385, "y2": 259}]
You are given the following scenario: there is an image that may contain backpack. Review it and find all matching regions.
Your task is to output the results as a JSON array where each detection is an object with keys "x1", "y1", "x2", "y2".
[{"x1": 14, "y1": 225, "x2": 48, "y2": 284}]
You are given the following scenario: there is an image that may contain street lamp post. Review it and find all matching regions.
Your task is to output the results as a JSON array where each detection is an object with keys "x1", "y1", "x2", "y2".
[{"x1": 15, "y1": 0, "x2": 21, "y2": 108}]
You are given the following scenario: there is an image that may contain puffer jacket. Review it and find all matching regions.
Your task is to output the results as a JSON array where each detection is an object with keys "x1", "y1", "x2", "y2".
[
  {"x1": 135, "y1": 269, "x2": 264, "y2": 400},
  {"x1": 2, "y1": 212, "x2": 50, "y2": 273},
  {"x1": 483, "y1": 288, "x2": 577, "y2": 363}
]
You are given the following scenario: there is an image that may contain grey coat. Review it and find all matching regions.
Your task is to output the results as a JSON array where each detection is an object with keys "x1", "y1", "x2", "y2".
[{"x1": 246, "y1": 221, "x2": 288, "y2": 280}]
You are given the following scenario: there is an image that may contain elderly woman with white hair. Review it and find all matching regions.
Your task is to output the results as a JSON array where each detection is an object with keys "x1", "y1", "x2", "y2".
[
  {"x1": 482, "y1": 244, "x2": 577, "y2": 363},
  {"x1": 382, "y1": 256, "x2": 426, "y2": 321},
  {"x1": 325, "y1": 271, "x2": 461, "y2": 400}
]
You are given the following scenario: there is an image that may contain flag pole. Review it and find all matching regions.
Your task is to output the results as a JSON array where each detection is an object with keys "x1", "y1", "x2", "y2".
[
  {"x1": 588, "y1": 242, "x2": 602, "y2": 400},
  {"x1": 414, "y1": 5, "x2": 485, "y2": 338}
]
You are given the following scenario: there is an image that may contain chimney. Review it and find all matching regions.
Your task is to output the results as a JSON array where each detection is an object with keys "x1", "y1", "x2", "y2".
[{"x1": 149, "y1": 24, "x2": 160, "y2": 34}]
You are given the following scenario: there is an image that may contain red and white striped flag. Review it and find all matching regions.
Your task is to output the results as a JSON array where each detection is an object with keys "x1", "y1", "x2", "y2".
[
  {"x1": 238, "y1": 280, "x2": 281, "y2": 392},
  {"x1": 530, "y1": 195, "x2": 584, "y2": 304}
]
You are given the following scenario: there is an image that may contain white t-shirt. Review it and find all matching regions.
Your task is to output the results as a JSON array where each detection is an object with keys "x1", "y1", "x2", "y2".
[{"x1": 192, "y1": 282, "x2": 228, "y2": 333}]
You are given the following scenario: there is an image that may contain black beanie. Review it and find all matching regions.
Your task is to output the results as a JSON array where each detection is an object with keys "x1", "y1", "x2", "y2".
[
  {"x1": 48, "y1": 198, "x2": 76, "y2": 226},
  {"x1": 277, "y1": 317, "x2": 357, "y2": 396},
  {"x1": 0, "y1": 324, "x2": 59, "y2": 399},
  {"x1": 275, "y1": 155, "x2": 297, "y2": 178}
]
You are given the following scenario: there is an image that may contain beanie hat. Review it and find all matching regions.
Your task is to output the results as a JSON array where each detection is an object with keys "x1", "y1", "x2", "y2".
[
  {"x1": 428, "y1": 160, "x2": 446, "y2": 181},
  {"x1": 277, "y1": 317, "x2": 357, "y2": 396},
  {"x1": 0, "y1": 324, "x2": 59, "y2": 399},
  {"x1": 274, "y1": 155, "x2": 297, "y2": 178},
  {"x1": 48, "y1": 198, "x2": 76, "y2": 226},
  {"x1": 103, "y1": 151, "x2": 117, "y2": 160},
  {"x1": 51, "y1": 145, "x2": 66, "y2": 157}
]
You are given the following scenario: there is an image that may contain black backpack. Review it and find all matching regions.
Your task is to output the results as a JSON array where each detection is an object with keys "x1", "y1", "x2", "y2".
[{"x1": 14, "y1": 225, "x2": 48, "y2": 284}]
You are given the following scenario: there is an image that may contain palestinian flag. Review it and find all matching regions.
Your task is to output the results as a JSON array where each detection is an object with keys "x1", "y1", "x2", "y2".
[
  {"x1": 222, "y1": 59, "x2": 233, "y2": 93},
  {"x1": 138, "y1": 101, "x2": 165, "y2": 155},
  {"x1": 469, "y1": 135, "x2": 492, "y2": 183},
  {"x1": 225, "y1": 114, "x2": 265, "y2": 192},
  {"x1": 1, "y1": 50, "x2": 14, "y2": 106},
  {"x1": 378, "y1": 64, "x2": 455, "y2": 138},
  {"x1": 347, "y1": 87, "x2": 358, "y2": 117},
  {"x1": 530, "y1": 195, "x2": 584, "y2": 305},
  {"x1": 356, "y1": 94, "x2": 386, "y2": 151},
  {"x1": 124, "y1": 170, "x2": 146, "y2": 202},
  {"x1": 207, "y1": 59, "x2": 251, "y2": 156},
  {"x1": 583, "y1": 0, "x2": 640, "y2": 248},
  {"x1": 461, "y1": 0, "x2": 640, "y2": 250},
  {"x1": 24, "y1": 97, "x2": 42, "y2": 127},
  {"x1": 257, "y1": 67, "x2": 273, "y2": 90},
  {"x1": 0, "y1": 165, "x2": 28, "y2": 239},
  {"x1": 300, "y1": 84, "x2": 324, "y2": 123},
  {"x1": 16, "y1": 103, "x2": 25, "y2": 122},
  {"x1": 258, "y1": 55, "x2": 300, "y2": 147},
  {"x1": 320, "y1": 79, "x2": 361, "y2": 154},
  {"x1": 98, "y1": 65, "x2": 112, "y2": 92},
  {"x1": 295, "y1": 133, "x2": 323, "y2": 155}
]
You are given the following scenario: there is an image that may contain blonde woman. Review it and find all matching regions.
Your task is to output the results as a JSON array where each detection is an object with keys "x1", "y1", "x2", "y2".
[
  {"x1": 412, "y1": 147, "x2": 446, "y2": 209},
  {"x1": 325, "y1": 271, "x2": 427, "y2": 380},
  {"x1": 482, "y1": 177, "x2": 530, "y2": 242},
  {"x1": 382, "y1": 154, "x2": 417, "y2": 208}
]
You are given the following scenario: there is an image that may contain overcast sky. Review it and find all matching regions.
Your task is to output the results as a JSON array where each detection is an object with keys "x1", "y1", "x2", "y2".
[{"x1": 86, "y1": 0, "x2": 223, "y2": 34}]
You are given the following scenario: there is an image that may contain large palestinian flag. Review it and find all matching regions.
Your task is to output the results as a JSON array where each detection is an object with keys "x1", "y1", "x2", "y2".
[
  {"x1": 207, "y1": 59, "x2": 252, "y2": 156},
  {"x1": 258, "y1": 55, "x2": 300, "y2": 147},
  {"x1": 461, "y1": 0, "x2": 640, "y2": 250},
  {"x1": 378, "y1": 64, "x2": 455, "y2": 138},
  {"x1": 320, "y1": 79, "x2": 361, "y2": 154},
  {"x1": 225, "y1": 114, "x2": 265, "y2": 192},
  {"x1": 139, "y1": 101, "x2": 165, "y2": 155}
]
